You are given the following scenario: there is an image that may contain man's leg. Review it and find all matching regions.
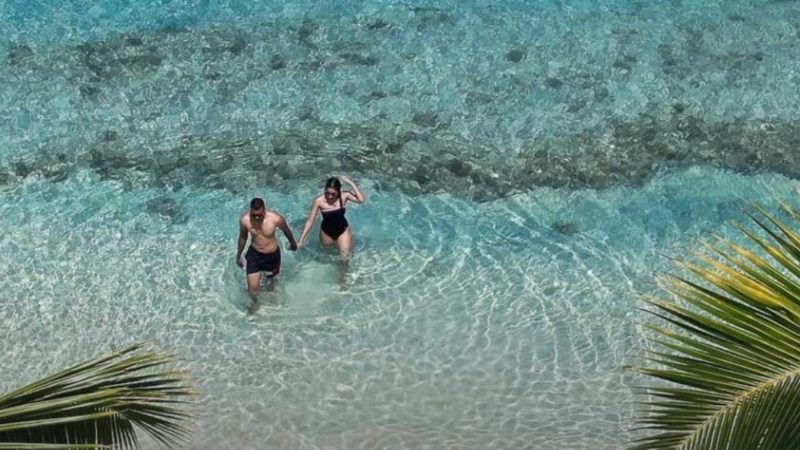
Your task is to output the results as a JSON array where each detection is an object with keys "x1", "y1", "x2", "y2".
[
  {"x1": 245, "y1": 271, "x2": 262, "y2": 315},
  {"x1": 264, "y1": 273, "x2": 279, "y2": 303},
  {"x1": 246, "y1": 272, "x2": 261, "y2": 298},
  {"x1": 249, "y1": 249, "x2": 281, "y2": 313},
  {"x1": 262, "y1": 249, "x2": 281, "y2": 303}
]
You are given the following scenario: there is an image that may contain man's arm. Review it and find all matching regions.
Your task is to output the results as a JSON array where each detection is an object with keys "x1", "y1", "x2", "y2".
[
  {"x1": 276, "y1": 214, "x2": 298, "y2": 251},
  {"x1": 236, "y1": 216, "x2": 248, "y2": 266}
]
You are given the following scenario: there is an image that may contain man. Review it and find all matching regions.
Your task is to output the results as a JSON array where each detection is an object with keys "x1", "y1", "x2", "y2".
[{"x1": 237, "y1": 197, "x2": 298, "y2": 299}]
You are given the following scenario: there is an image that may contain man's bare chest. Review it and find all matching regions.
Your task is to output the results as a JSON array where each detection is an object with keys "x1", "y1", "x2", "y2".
[{"x1": 249, "y1": 223, "x2": 276, "y2": 238}]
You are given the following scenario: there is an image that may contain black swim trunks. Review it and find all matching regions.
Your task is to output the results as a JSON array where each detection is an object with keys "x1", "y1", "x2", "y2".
[{"x1": 245, "y1": 247, "x2": 281, "y2": 276}]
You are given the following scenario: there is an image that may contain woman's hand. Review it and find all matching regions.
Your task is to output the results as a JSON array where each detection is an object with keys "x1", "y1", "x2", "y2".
[{"x1": 338, "y1": 174, "x2": 365, "y2": 203}]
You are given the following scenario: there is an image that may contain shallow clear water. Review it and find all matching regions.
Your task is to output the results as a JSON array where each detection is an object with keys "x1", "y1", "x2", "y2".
[{"x1": 2, "y1": 1, "x2": 799, "y2": 449}]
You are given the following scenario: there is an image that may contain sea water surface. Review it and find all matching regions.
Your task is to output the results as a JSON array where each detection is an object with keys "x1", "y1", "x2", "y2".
[{"x1": 2, "y1": 1, "x2": 800, "y2": 449}]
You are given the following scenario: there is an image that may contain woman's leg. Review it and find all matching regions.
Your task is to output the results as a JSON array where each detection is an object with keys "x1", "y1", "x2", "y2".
[
  {"x1": 319, "y1": 230, "x2": 336, "y2": 247},
  {"x1": 336, "y1": 228, "x2": 353, "y2": 261}
]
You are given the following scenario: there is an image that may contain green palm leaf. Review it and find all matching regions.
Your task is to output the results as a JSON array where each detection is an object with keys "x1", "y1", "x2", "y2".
[
  {"x1": 0, "y1": 343, "x2": 197, "y2": 449},
  {"x1": 633, "y1": 203, "x2": 800, "y2": 449}
]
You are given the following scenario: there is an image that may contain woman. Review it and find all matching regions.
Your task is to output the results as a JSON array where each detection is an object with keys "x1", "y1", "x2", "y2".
[{"x1": 298, "y1": 175, "x2": 366, "y2": 259}]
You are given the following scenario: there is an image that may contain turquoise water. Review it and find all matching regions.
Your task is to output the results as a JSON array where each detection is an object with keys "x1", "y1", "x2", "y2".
[{"x1": 2, "y1": 1, "x2": 800, "y2": 448}]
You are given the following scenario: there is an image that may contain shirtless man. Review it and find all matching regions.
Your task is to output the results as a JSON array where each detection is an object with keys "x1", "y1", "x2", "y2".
[{"x1": 237, "y1": 197, "x2": 298, "y2": 298}]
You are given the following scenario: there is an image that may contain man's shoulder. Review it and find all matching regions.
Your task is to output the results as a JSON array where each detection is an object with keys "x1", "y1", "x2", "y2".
[{"x1": 266, "y1": 210, "x2": 285, "y2": 221}]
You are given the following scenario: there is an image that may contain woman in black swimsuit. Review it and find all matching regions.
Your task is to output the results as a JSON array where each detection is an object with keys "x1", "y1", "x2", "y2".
[{"x1": 298, "y1": 175, "x2": 366, "y2": 259}]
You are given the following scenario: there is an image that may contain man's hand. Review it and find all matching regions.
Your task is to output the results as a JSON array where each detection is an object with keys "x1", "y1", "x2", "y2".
[
  {"x1": 236, "y1": 255, "x2": 244, "y2": 268},
  {"x1": 289, "y1": 242, "x2": 298, "y2": 252}
]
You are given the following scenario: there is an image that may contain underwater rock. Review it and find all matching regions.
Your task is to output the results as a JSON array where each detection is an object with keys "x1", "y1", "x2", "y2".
[
  {"x1": 727, "y1": 13, "x2": 747, "y2": 22},
  {"x1": 145, "y1": 197, "x2": 189, "y2": 224},
  {"x1": 612, "y1": 55, "x2": 637, "y2": 71},
  {"x1": 42, "y1": 164, "x2": 70, "y2": 182},
  {"x1": 12, "y1": 161, "x2": 34, "y2": 178},
  {"x1": 465, "y1": 91, "x2": 493, "y2": 106},
  {"x1": 102, "y1": 130, "x2": 119, "y2": 142},
  {"x1": 367, "y1": 91, "x2": 388, "y2": 100},
  {"x1": 551, "y1": 222, "x2": 579, "y2": 236},
  {"x1": 384, "y1": 141, "x2": 404, "y2": 154},
  {"x1": 8, "y1": 43, "x2": 34, "y2": 66},
  {"x1": 78, "y1": 36, "x2": 163, "y2": 82},
  {"x1": 657, "y1": 44, "x2": 677, "y2": 68},
  {"x1": 297, "y1": 19, "x2": 319, "y2": 47},
  {"x1": 78, "y1": 84, "x2": 101, "y2": 99},
  {"x1": 8, "y1": 89, "x2": 800, "y2": 203},
  {"x1": 506, "y1": 49, "x2": 526, "y2": 63},
  {"x1": 297, "y1": 104, "x2": 318, "y2": 121},
  {"x1": 567, "y1": 99, "x2": 587, "y2": 113},
  {"x1": 270, "y1": 54, "x2": 287, "y2": 70},
  {"x1": 365, "y1": 19, "x2": 391, "y2": 30},
  {"x1": 156, "y1": 23, "x2": 191, "y2": 35},
  {"x1": 120, "y1": 53, "x2": 164, "y2": 72},
  {"x1": 200, "y1": 30, "x2": 248, "y2": 56},
  {"x1": 593, "y1": 86, "x2": 611, "y2": 102},
  {"x1": 338, "y1": 52, "x2": 380, "y2": 66},
  {"x1": 412, "y1": 7, "x2": 453, "y2": 30},
  {"x1": 124, "y1": 36, "x2": 143, "y2": 46},
  {"x1": 226, "y1": 35, "x2": 248, "y2": 55},
  {"x1": 87, "y1": 143, "x2": 139, "y2": 177},
  {"x1": 3, "y1": 11, "x2": 800, "y2": 207},
  {"x1": 445, "y1": 157, "x2": 472, "y2": 177},
  {"x1": 412, "y1": 165, "x2": 431, "y2": 186},
  {"x1": 203, "y1": 70, "x2": 221, "y2": 80},
  {"x1": 412, "y1": 112, "x2": 441, "y2": 128},
  {"x1": 673, "y1": 115, "x2": 707, "y2": 141},
  {"x1": 215, "y1": 80, "x2": 247, "y2": 103},
  {"x1": 545, "y1": 77, "x2": 564, "y2": 89}
]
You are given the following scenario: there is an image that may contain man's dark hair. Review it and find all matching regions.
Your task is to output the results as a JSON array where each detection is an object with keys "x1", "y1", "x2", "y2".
[{"x1": 250, "y1": 197, "x2": 265, "y2": 210}]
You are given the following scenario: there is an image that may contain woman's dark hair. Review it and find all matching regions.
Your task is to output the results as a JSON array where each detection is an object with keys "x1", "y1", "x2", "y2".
[{"x1": 325, "y1": 177, "x2": 342, "y2": 192}]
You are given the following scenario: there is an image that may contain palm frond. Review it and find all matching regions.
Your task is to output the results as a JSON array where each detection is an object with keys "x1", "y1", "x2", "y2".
[
  {"x1": 633, "y1": 204, "x2": 800, "y2": 449},
  {"x1": 0, "y1": 343, "x2": 197, "y2": 449}
]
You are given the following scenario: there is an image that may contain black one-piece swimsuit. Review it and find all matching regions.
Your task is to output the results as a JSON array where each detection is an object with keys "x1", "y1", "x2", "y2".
[{"x1": 320, "y1": 198, "x2": 348, "y2": 240}]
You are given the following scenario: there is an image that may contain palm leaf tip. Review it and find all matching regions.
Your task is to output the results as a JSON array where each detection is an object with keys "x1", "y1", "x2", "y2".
[
  {"x1": 0, "y1": 342, "x2": 197, "y2": 449},
  {"x1": 632, "y1": 202, "x2": 800, "y2": 449}
]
